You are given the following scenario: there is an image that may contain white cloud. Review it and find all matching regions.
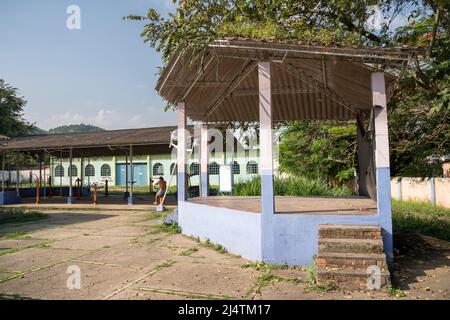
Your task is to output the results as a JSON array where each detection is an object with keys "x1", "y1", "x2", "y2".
[{"x1": 38, "y1": 106, "x2": 176, "y2": 130}]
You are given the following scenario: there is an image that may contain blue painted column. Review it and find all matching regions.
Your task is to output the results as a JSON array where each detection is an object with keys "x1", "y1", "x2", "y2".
[
  {"x1": 258, "y1": 61, "x2": 275, "y2": 263},
  {"x1": 372, "y1": 72, "x2": 393, "y2": 263},
  {"x1": 128, "y1": 145, "x2": 134, "y2": 205},
  {"x1": 200, "y1": 123, "x2": 209, "y2": 197},
  {"x1": 177, "y1": 102, "x2": 187, "y2": 202}
]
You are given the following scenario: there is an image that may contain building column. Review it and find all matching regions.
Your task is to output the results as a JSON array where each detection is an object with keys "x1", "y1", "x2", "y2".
[
  {"x1": 371, "y1": 72, "x2": 393, "y2": 263},
  {"x1": 258, "y1": 61, "x2": 275, "y2": 263},
  {"x1": 80, "y1": 156, "x2": 84, "y2": 193},
  {"x1": 177, "y1": 102, "x2": 187, "y2": 202},
  {"x1": 16, "y1": 153, "x2": 20, "y2": 197},
  {"x1": 59, "y1": 152, "x2": 63, "y2": 197},
  {"x1": 200, "y1": 123, "x2": 209, "y2": 197},
  {"x1": 125, "y1": 153, "x2": 129, "y2": 197},
  {"x1": 128, "y1": 145, "x2": 134, "y2": 205},
  {"x1": 2, "y1": 152, "x2": 5, "y2": 192},
  {"x1": 68, "y1": 148, "x2": 74, "y2": 204}
]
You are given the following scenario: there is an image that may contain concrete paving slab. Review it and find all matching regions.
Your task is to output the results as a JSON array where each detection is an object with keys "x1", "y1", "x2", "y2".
[
  {"x1": 0, "y1": 247, "x2": 89, "y2": 273},
  {"x1": 0, "y1": 261, "x2": 148, "y2": 300},
  {"x1": 26, "y1": 228, "x2": 86, "y2": 240},
  {"x1": 50, "y1": 235, "x2": 130, "y2": 250},
  {"x1": 0, "y1": 239, "x2": 48, "y2": 253},
  {"x1": 137, "y1": 260, "x2": 258, "y2": 299},
  {"x1": 94, "y1": 225, "x2": 149, "y2": 237},
  {"x1": 74, "y1": 242, "x2": 175, "y2": 270}
]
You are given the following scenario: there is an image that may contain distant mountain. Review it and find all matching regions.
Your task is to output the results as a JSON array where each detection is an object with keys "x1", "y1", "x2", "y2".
[
  {"x1": 48, "y1": 124, "x2": 105, "y2": 134},
  {"x1": 30, "y1": 127, "x2": 48, "y2": 135},
  {"x1": 30, "y1": 124, "x2": 105, "y2": 135}
]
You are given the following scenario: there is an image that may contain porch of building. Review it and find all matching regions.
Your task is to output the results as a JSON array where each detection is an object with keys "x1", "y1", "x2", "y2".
[
  {"x1": 157, "y1": 38, "x2": 415, "y2": 265},
  {"x1": 0, "y1": 127, "x2": 177, "y2": 206},
  {"x1": 188, "y1": 196, "x2": 377, "y2": 215}
]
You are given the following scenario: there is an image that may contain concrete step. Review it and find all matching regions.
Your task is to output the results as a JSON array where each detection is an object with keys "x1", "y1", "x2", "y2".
[
  {"x1": 317, "y1": 267, "x2": 391, "y2": 290},
  {"x1": 318, "y1": 224, "x2": 382, "y2": 240},
  {"x1": 316, "y1": 252, "x2": 388, "y2": 271},
  {"x1": 318, "y1": 238, "x2": 384, "y2": 254}
]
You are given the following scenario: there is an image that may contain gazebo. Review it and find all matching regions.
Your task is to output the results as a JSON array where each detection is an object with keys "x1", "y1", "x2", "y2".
[{"x1": 156, "y1": 38, "x2": 414, "y2": 266}]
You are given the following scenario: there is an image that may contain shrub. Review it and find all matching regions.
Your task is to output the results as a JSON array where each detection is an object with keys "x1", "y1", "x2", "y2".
[{"x1": 233, "y1": 176, "x2": 352, "y2": 197}]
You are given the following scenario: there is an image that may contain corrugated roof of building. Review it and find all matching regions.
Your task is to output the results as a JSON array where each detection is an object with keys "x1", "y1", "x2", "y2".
[{"x1": 0, "y1": 126, "x2": 180, "y2": 153}]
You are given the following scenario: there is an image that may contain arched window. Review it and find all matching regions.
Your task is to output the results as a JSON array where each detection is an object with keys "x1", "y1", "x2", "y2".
[
  {"x1": 170, "y1": 163, "x2": 176, "y2": 174},
  {"x1": 68, "y1": 165, "x2": 78, "y2": 177},
  {"x1": 55, "y1": 165, "x2": 64, "y2": 177},
  {"x1": 190, "y1": 162, "x2": 199, "y2": 176},
  {"x1": 246, "y1": 161, "x2": 258, "y2": 174},
  {"x1": 153, "y1": 163, "x2": 164, "y2": 176},
  {"x1": 208, "y1": 162, "x2": 219, "y2": 175},
  {"x1": 232, "y1": 161, "x2": 240, "y2": 174},
  {"x1": 85, "y1": 164, "x2": 95, "y2": 177},
  {"x1": 100, "y1": 164, "x2": 111, "y2": 177}
]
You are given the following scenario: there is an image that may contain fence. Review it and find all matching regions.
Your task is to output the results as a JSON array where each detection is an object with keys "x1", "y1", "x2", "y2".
[{"x1": 391, "y1": 177, "x2": 450, "y2": 208}]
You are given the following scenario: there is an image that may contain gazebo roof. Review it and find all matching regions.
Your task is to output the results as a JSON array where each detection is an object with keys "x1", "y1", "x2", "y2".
[{"x1": 156, "y1": 38, "x2": 415, "y2": 123}]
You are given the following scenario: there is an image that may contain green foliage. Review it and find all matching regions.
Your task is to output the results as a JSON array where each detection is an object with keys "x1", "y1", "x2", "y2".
[
  {"x1": 129, "y1": 1, "x2": 449, "y2": 177},
  {"x1": 0, "y1": 208, "x2": 47, "y2": 225},
  {"x1": 388, "y1": 10, "x2": 450, "y2": 177},
  {"x1": 279, "y1": 122, "x2": 357, "y2": 181},
  {"x1": 151, "y1": 221, "x2": 181, "y2": 234},
  {"x1": 126, "y1": 0, "x2": 402, "y2": 63},
  {"x1": 387, "y1": 286, "x2": 405, "y2": 298},
  {"x1": 0, "y1": 79, "x2": 34, "y2": 137},
  {"x1": 203, "y1": 238, "x2": 227, "y2": 253},
  {"x1": 233, "y1": 176, "x2": 353, "y2": 197},
  {"x1": 48, "y1": 124, "x2": 105, "y2": 134},
  {"x1": 392, "y1": 200, "x2": 450, "y2": 241}
]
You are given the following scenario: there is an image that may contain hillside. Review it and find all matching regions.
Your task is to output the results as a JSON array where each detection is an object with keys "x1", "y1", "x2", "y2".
[{"x1": 31, "y1": 124, "x2": 105, "y2": 135}]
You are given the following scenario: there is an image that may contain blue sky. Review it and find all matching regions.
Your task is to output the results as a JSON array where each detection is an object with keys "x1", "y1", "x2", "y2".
[{"x1": 0, "y1": 0, "x2": 177, "y2": 130}]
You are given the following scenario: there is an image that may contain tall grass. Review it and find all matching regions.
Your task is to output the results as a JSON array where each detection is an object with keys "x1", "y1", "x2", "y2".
[
  {"x1": 392, "y1": 200, "x2": 450, "y2": 241},
  {"x1": 233, "y1": 176, "x2": 352, "y2": 197}
]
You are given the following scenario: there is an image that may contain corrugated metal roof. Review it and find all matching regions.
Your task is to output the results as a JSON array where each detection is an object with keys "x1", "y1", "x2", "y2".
[
  {"x1": 0, "y1": 126, "x2": 180, "y2": 153},
  {"x1": 156, "y1": 38, "x2": 415, "y2": 122}
]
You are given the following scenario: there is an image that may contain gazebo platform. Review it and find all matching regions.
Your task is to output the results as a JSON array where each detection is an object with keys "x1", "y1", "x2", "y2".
[{"x1": 188, "y1": 196, "x2": 377, "y2": 215}]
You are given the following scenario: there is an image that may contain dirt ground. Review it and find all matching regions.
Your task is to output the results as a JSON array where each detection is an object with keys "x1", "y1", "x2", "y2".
[{"x1": 0, "y1": 209, "x2": 448, "y2": 300}]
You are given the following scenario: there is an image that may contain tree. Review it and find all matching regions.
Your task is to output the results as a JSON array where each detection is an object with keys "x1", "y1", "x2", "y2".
[
  {"x1": 129, "y1": 0, "x2": 449, "y2": 177},
  {"x1": 279, "y1": 122, "x2": 357, "y2": 182},
  {"x1": 0, "y1": 79, "x2": 33, "y2": 137}
]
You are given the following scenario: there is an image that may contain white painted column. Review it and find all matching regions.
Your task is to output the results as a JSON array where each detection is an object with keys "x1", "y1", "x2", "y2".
[
  {"x1": 177, "y1": 102, "x2": 187, "y2": 202},
  {"x1": 128, "y1": 145, "x2": 134, "y2": 205},
  {"x1": 2, "y1": 152, "x2": 5, "y2": 192},
  {"x1": 372, "y1": 72, "x2": 393, "y2": 263},
  {"x1": 200, "y1": 123, "x2": 209, "y2": 197},
  {"x1": 16, "y1": 153, "x2": 20, "y2": 197},
  {"x1": 59, "y1": 153, "x2": 62, "y2": 197},
  {"x1": 68, "y1": 148, "x2": 74, "y2": 204},
  {"x1": 258, "y1": 61, "x2": 275, "y2": 263}
]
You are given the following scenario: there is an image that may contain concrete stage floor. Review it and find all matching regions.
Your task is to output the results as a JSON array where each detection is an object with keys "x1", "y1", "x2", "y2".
[{"x1": 188, "y1": 196, "x2": 378, "y2": 215}]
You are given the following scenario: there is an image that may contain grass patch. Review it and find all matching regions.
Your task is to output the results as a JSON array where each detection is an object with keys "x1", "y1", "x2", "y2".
[
  {"x1": 233, "y1": 176, "x2": 352, "y2": 197},
  {"x1": 156, "y1": 259, "x2": 176, "y2": 269},
  {"x1": 392, "y1": 200, "x2": 450, "y2": 241},
  {"x1": 180, "y1": 247, "x2": 199, "y2": 256},
  {"x1": 304, "y1": 260, "x2": 335, "y2": 293},
  {"x1": 150, "y1": 221, "x2": 181, "y2": 234},
  {"x1": 387, "y1": 286, "x2": 405, "y2": 298},
  {"x1": 202, "y1": 239, "x2": 227, "y2": 253},
  {"x1": 0, "y1": 232, "x2": 35, "y2": 240},
  {"x1": 241, "y1": 261, "x2": 287, "y2": 272},
  {"x1": 0, "y1": 208, "x2": 48, "y2": 225}
]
